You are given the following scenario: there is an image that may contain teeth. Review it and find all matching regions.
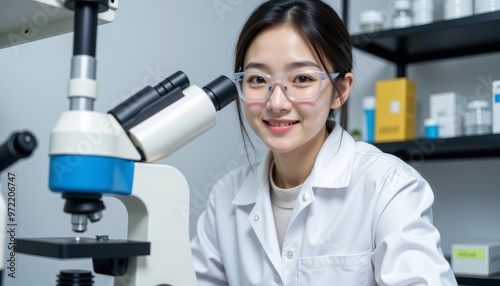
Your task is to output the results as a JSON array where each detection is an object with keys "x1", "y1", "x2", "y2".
[{"x1": 268, "y1": 121, "x2": 296, "y2": 127}]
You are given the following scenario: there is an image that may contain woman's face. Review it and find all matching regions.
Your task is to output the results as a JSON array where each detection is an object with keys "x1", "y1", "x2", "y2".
[{"x1": 242, "y1": 25, "x2": 335, "y2": 154}]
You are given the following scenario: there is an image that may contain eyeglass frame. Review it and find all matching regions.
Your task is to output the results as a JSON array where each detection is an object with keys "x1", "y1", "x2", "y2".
[{"x1": 233, "y1": 69, "x2": 342, "y2": 102}]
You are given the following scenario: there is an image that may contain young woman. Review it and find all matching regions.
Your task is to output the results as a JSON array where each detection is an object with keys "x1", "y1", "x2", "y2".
[{"x1": 191, "y1": 0, "x2": 457, "y2": 285}]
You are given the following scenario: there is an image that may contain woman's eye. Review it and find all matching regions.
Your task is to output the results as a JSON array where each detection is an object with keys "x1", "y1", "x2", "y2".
[
  {"x1": 294, "y1": 75, "x2": 312, "y2": 83},
  {"x1": 249, "y1": 76, "x2": 266, "y2": 84}
]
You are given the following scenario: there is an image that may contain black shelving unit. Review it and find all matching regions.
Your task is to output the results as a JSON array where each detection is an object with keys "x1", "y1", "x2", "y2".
[
  {"x1": 442, "y1": 256, "x2": 500, "y2": 285},
  {"x1": 350, "y1": 10, "x2": 500, "y2": 76},
  {"x1": 342, "y1": 2, "x2": 500, "y2": 284},
  {"x1": 456, "y1": 274, "x2": 500, "y2": 286},
  {"x1": 341, "y1": 1, "x2": 500, "y2": 161},
  {"x1": 375, "y1": 134, "x2": 500, "y2": 161}
]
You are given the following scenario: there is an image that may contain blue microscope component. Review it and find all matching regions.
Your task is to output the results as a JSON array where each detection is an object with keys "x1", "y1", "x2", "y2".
[{"x1": 49, "y1": 155, "x2": 135, "y2": 195}]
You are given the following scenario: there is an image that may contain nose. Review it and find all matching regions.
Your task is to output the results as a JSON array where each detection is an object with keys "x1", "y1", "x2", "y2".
[{"x1": 267, "y1": 82, "x2": 292, "y2": 112}]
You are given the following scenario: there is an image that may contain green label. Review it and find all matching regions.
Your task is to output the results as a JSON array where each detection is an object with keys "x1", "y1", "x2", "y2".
[{"x1": 454, "y1": 249, "x2": 486, "y2": 259}]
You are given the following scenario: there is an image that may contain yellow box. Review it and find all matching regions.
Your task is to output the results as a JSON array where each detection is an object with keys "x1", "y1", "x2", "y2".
[{"x1": 375, "y1": 78, "x2": 416, "y2": 142}]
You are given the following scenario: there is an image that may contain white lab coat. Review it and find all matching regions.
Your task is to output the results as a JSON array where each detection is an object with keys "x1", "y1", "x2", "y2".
[{"x1": 191, "y1": 126, "x2": 457, "y2": 286}]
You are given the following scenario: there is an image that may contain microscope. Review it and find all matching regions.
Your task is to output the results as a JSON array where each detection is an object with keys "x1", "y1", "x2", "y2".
[{"x1": 15, "y1": 0, "x2": 237, "y2": 285}]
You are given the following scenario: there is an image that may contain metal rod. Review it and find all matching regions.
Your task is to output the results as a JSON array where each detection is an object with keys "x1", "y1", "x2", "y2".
[
  {"x1": 73, "y1": 2, "x2": 98, "y2": 56},
  {"x1": 69, "y1": 2, "x2": 99, "y2": 111}
]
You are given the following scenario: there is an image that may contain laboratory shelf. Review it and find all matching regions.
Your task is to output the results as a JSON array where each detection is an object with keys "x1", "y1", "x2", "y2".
[
  {"x1": 373, "y1": 134, "x2": 500, "y2": 161},
  {"x1": 351, "y1": 10, "x2": 500, "y2": 65},
  {"x1": 344, "y1": 2, "x2": 500, "y2": 283},
  {"x1": 444, "y1": 256, "x2": 500, "y2": 285},
  {"x1": 455, "y1": 273, "x2": 500, "y2": 286}
]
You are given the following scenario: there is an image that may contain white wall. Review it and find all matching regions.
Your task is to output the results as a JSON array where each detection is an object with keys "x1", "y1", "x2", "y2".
[{"x1": 1, "y1": 0, "x2": 499, "y2": 285}]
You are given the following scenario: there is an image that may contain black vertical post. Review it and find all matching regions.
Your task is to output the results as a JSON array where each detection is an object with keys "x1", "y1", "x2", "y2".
[
  {"x1": 342, "y1": 0, "x2": 349, "y2": 26},
  {"x1": 342, "y1": 0, "x2": 349, "y2": 130},
  {"x1": 397, "y1": 64, "x2": 406, "y2": 78}
]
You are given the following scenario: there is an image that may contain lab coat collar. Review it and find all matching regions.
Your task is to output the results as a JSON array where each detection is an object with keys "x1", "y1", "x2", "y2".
[
  {"x1": 232, "y1": 151, "x2": 273, "y2": 206},
  {"x1": 309, "y1": 125, "x2": 355, "y2": 189},
  {"x1": 232, "y1": 125, "x2": 355, "y2": 206}
]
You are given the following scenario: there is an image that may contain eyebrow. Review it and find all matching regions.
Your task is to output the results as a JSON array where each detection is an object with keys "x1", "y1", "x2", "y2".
[{"x1": 244, "y1": 60, "x2": 321, "y2": 71}]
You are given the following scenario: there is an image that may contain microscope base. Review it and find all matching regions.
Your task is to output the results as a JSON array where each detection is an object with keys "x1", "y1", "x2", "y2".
[{"x1": 16, "y1": 163, "x2": 197, "y2": 285}]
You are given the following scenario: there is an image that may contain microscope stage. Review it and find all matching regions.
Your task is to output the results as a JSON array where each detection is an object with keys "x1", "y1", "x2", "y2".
[{"x1": 16, "y1": 237, "x2": 150, "y2": 259}]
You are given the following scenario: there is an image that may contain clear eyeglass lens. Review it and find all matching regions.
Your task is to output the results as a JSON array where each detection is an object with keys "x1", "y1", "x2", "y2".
[{"x1": 236, "y1": 71, "x2": 324, "y2": 101}]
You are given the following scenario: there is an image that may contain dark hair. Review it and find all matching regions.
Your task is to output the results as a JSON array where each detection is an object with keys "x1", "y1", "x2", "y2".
[{"x1": 234, "y1": 0, "x2": 352, "y2": 159}]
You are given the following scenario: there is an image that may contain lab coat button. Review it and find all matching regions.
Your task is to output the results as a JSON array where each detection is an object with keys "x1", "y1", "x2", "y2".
[
  {"x1": 253, "y1": 215, "x2": 260, "y2": 221},
  {"x1": 286, "y1": 250, "x2": 295, "y2": 259},
  {"x1": 274, "y1": 275, "x2": 281, "y2": 283},
  {"x1": 302, "y1": 193, "x2": 310, "y2": 202}
]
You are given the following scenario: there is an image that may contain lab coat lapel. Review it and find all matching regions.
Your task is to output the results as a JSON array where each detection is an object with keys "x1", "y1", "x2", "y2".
[
  {"x1": 249, "y1": 185, "x2": 283, "y2": 277},
  {"x1": 288, "y1": 182, "x2": 314, "y2": 228},
  {"x1": 288, "y1": 127, "x2": 354, "y2": 232},
  {"x1": 232, "y1": 152, "x2": 284, "y2": 277},
  {"x1": 309, "y1": 126, "x2": 354, "y2": 189}
]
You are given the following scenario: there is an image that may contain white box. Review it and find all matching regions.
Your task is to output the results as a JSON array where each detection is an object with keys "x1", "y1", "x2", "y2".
[
  {"x1": 452, "y1": 243, "x2": 500, "y2": 276},
  {"x1": 493, "y1": 80, "x2": 500, "y2": 133},
  {"x1": 430, "y1": 92, "x2": 467, "y2": 138}
]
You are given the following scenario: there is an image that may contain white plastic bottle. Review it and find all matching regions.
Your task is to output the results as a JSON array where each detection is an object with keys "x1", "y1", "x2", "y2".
[
  {"x1": 392, "y1": 0, "x2": 413, "y2": 28},
  {"x1": 444, "y1": 0, "x2": 474, "y2": 19},
  {"x1": 413, "y1": 0, "x2": 434, "y2": 25},
  {"x1": 465, "y1": 100, "x2": 492, "y2": 135}
]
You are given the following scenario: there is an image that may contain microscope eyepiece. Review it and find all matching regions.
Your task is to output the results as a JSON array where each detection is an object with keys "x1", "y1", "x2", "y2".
[
  {"x1": 109, "y1": 71, "x2": 190, "y2": 126},
  {"x1": 155, "y1": 70, "x2": 190, "y2": 96},
  {"x1": 203, "y1": 75, "x2": 238, "y2": 111}
]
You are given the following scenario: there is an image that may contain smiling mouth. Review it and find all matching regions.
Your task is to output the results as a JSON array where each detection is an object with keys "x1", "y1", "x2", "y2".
[{"x1": 264, "y1": 120, "x2": 299, "y2": 126}]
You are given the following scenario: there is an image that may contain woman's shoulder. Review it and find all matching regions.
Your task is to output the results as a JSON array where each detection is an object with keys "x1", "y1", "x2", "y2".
[
  {"x1": 211, "y1": 163, "x2": 253, "y2": 191},
  {"x1": 208, "y1": 157, "x2": 267, "y2": 200},
  {"x1": 352, "y1": 141, "x2": 421, "y2": 179}
]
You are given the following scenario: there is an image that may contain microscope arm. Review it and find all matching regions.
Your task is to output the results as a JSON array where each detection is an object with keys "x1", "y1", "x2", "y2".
[
  {"x1": 115, "y1": 163, "x2": 197, "y2": 286},
  {"x1": 0, "y1": 0, "x2": 117, "y2": 50}
]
